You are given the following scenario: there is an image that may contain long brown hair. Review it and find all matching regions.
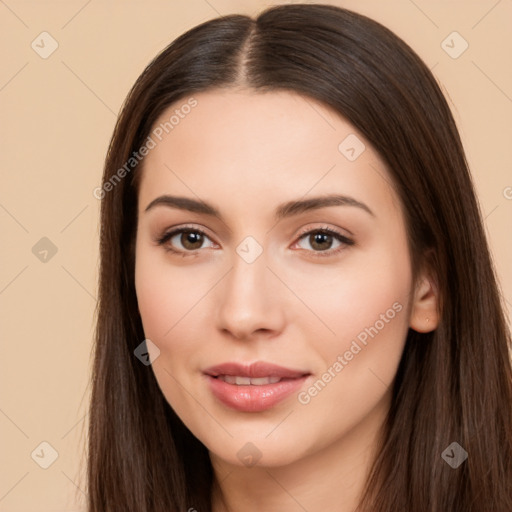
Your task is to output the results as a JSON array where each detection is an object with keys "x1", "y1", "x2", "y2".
[{"x1": 86, "y1": 4, "x2": 512, "y2": 510}]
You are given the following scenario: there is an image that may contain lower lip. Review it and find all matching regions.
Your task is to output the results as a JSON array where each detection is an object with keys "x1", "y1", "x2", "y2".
[{"x1": 205, "y1": 375, "x2": 309, "y2": 412}]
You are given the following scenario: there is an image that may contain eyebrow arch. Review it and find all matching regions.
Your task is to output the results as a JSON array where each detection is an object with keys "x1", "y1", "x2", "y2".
[{"x1": 144, "y1": 194, "x2": 375, "y2": 220}]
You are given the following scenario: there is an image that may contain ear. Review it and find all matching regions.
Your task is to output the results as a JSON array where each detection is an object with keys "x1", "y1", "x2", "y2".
[{"x1": 409, "y1": 271, "x2": 439, "y2": 333}]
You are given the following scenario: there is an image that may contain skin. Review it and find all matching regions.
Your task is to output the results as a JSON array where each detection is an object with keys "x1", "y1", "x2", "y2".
[{"x1": 134, "y1": 89, "x2": 438, "y2": 512}]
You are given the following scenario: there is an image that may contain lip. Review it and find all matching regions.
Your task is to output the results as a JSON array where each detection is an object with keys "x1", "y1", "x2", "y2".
[
  {"x1": 203, "y1": 361, "x2": 311, "y2": 412},
  {"x1": 203, "y1": 361, "x2": 309, "y2": 379}
]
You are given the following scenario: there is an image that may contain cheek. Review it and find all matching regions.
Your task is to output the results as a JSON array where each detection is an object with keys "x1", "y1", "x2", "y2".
[
  {"x1": 135, "y1": 244, "x2": 208, "y2": 340},
  {"x1": 134, "y1": 248, "x2": 209, "y2": 421},
  {"x1": 280, "y1": 239, "x2": 412, "y2": 350},
  {"x1": 294, "y1": 236, "x2": 412, "y2": 418},
  {"x1": 134, "y1": 246, "x2": 219, "y2": 400},
  {"x1": 298, "y1": 302, "x2": 408, "y2": 443},
  {"x1": 289, "y1": 241, "x2": 412, "y2": 412},
  {"x1": 135, "y1": 257, "x2": 172, "y2": 340}
]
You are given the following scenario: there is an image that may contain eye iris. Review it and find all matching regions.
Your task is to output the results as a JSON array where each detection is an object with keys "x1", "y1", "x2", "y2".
[
  {"x1": 310, "y1": 232, "x2": 333, "y2": 251},
  {"x1": 181, "y1": 231, "x2": 203, "y2": 250}
]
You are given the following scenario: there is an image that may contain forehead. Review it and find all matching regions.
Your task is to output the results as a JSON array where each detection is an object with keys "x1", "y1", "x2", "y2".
[{"x1": 137, "y1": 89, "x2": 401, "y2": 222}]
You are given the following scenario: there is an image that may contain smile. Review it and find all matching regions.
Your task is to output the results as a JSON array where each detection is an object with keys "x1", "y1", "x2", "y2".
[
  {"x1": 203, "y1": 361, "x2": 311, "y2": 412},
  {"x1": 216, "y1": 375, "x2": 282, "y2": 385}
]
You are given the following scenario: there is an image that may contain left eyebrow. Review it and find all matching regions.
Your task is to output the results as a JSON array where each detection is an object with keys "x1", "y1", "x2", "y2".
[
  {"x1": 144, "y1": 193, "x2": 375, "y2": 220},
  {"x1": 275, "y1": 194, "x2": 375, "y2": 219}
]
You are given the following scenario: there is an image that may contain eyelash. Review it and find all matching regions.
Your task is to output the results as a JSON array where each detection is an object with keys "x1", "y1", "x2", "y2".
[{"x1": 155, "y1": 224, "x2": 354, "y2": 259}]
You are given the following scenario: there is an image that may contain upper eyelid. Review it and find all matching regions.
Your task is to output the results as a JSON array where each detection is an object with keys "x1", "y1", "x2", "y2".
[
  {"x1": 295, "y1": 224, "x2": 352, "y2": 240},
  {"x1": 159, "y1": 224, "x2": 215, "y2": 242}
]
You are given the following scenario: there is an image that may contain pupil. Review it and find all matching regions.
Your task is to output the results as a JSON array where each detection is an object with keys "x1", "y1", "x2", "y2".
[
  {"x1": 311, "y1": 233, "x2": 332, "y2": 250},
  {"x1": 183, "y1": 231, "x2": 203, "y2": 249}
]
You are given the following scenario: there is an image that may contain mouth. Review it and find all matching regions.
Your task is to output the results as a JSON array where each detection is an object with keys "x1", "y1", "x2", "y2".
[
  {"x1": 203, "y1": 361, "x2": 311, "y2": 412},
  {"x1": 215, "y1": 375, "x2": 284, "y2": 385}
]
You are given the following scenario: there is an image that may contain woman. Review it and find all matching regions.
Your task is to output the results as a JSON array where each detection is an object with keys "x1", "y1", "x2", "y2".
[{"x1": 87, "y1": 3, "x2": 512, "y2": 510}]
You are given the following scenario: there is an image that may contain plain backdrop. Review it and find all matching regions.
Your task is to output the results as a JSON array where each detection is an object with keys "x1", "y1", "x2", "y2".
[{"x1": 1, "y1": 1, "x2": 511, "y2": 510}]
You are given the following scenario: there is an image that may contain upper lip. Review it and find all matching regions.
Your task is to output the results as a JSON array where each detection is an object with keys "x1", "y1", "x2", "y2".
[{"x1": 204, "y1": 361, "x2": 310, "y2": 379}]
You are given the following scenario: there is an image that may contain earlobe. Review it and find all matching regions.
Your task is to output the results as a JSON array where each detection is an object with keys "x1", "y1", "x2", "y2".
[{"x1": 409, "y1": 275, "x2": 439, "y2": 333}]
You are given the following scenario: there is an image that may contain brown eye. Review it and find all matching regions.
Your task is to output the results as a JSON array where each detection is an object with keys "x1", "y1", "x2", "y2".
[
  {"x1": 179, "y1": 230, "x2": 204, "y2": 250},
  {"x1": 297, "y1": 230, "x2": 343, "y2": 252},
  {"x1": 308, "y1": 232, "x2": 335, "y2": 251},
  {"x1": 156, "y1": 227, "x2": 215, "y2": 255},
  {"x1": 294, "y1": 227, "x2": 354, "y2": 258}
]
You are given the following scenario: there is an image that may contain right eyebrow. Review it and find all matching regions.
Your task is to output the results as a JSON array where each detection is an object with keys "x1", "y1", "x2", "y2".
[{"x1": 144, "y1": 195, "x2": 219, "y2": 216}]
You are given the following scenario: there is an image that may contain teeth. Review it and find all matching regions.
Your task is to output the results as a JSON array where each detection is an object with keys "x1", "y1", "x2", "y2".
[
  {"x1": 218, "y1": 375, "x2": 282, "y2": 385},
  {"x1": 250, "y1": 376, "x2": 281, "y2": 385}
]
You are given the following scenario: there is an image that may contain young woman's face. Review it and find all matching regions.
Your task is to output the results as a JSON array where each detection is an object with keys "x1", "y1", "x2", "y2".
[{"x1": 134, "y1": 89, "x2": 419, "y2": 469}]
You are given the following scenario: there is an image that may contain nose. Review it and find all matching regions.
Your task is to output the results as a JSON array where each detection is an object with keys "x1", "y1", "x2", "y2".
[{"x1": 214, "y1": 247, "x2": 286, "y2": 341}]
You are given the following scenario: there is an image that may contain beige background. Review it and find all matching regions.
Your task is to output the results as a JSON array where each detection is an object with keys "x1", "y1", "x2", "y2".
[{"x1": 1, "y1": 1, "x2": 510, "y2": 510}]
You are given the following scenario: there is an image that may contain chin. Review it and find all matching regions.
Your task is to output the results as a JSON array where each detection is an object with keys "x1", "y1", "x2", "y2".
[{"x1": 203, "y1": 430, "x2": 313, "y2": 469}]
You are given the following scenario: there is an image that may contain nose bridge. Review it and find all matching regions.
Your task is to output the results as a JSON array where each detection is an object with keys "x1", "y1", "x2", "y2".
[
  {"x1": 225, "y1": 242, "x2": 271, "y2": 309},
  {"x1": 215, "y1": 239, "x2": 284, "y2": 339}
]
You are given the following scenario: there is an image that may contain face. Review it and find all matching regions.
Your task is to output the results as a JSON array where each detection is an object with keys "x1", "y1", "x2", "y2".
[{"x1": 134, "y1": 89, "x2": 419, "y2": 469}]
